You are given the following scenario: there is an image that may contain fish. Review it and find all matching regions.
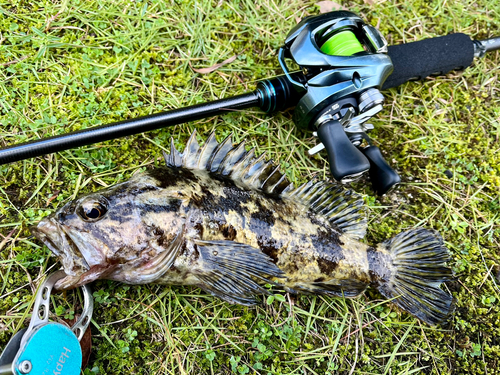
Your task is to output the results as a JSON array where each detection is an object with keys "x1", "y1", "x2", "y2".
[{"x1": 31, "y1": 131, "x2": 454, "y2": 325}]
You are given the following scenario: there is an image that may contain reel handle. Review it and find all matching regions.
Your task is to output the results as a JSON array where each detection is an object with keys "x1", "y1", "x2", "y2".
[
  {"x1": 360, "y1": 146, "x2": 401, "y2": 195},
  {"x1": 317, "y1": 120, "x2": 370, "y2": 182}
]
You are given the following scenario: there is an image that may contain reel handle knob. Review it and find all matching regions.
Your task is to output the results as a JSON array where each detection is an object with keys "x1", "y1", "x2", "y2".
[
  {"x1": 360, "y1": 146, "x2": 401, "y2": 195},
  {"x1": 317, "y1": 120, "x2": 370, "y2": 182}
]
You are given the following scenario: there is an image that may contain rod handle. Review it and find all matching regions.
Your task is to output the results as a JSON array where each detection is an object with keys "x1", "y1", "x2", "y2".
[{"x1": 383, "y1": 33, "x2": 475, "y2": 89}]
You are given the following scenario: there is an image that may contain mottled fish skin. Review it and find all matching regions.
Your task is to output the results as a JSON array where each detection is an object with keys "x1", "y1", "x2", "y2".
[
  {"x1": 148, "y1": 167, "x2": 372, "y2": 294},
  {"x1": 31, "y1": 132, "x2": 453, "y2": 324},
  {"x1": 33, "y1": 167, "x2": 370, "y2": 294}
]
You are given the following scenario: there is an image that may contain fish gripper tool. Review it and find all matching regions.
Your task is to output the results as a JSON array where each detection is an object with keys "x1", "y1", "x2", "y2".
[{"x1": 0, "y1": 271, "x2": 93, "y2": 375}]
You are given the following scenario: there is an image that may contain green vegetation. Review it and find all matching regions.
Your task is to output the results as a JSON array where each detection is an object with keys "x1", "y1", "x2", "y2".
[{"x1": 1, "y1": 0, "x2": 499, "y2": 373}]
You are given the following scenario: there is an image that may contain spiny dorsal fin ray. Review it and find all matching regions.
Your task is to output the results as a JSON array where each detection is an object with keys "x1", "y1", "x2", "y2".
[
  {"x1": 244, "y1": 157, "x2": 272, "y2": 188},
  {"x1": 197, "y1": 132, "x2": 218, "y2": 170},
  {"x1": 165, "y1": 132, "x2": 366, "y2": 235},
  {"x1": 165, "y1": 131, "x2": 292, "y2": 196},
  {"x1": 210, "y1": 134, "x2": 233, "y2": 172},
  {"x1": 183, "y1": 131, "x2": 200, "y2": 168},
  {"x1": 164, "y1": 138, "x2": 182, "y2": 167},
  {"x1": 262, "y1": 166, "x2": 283, "y2": 193},
  {"x1": 220, "y1": 141, "x2": 247, "y2": 176},
  {"x1": 282, "y1": 180, "x2": 367, "y2": 239},
  {"x1": 231, "y1": 148, "x2": 256, "y2": 181}
]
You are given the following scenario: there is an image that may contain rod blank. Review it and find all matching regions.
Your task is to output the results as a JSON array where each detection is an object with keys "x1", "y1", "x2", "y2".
[{"x1": 0, "y1": 92, "x2": 260, "y2": 165}]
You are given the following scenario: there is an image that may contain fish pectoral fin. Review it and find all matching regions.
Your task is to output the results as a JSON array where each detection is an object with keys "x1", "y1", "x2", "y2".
[
  {"x1": 192, "y1": 239, "x2": 285, "y2": 306},
  {"x1": 290, "y1": 279, "x2": 368, "y2": 298}
]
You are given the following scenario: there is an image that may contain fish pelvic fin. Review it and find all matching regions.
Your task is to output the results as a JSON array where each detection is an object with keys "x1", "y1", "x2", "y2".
[
  {"x1": 164, "y1": 130, "x2": 293, "y2": 195},
  {"x1": 283, "y1": 180, "x2": 367, "y2": 239},
  {"x1": 370, "y1": 228, "x2": 454, "y2": 325},
  {"x1": 192, "y1": 239, "x2": 285, "y2": 305}
]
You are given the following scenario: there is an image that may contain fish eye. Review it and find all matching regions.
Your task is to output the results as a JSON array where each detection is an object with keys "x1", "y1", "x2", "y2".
[{"x1": 77, "y1": 198, "x2": 108, "y2": 222}]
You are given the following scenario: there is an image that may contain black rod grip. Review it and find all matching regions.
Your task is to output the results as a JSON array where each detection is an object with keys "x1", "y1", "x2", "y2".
[
  {"x1": 383, "y1": 33, "x2": 475, "y2": 90},
  {"x1": 317, "y1": 120, "x2": 370, "y2": 181},
  {"x1": 360, "y1": 146, "x2": 401, "y2": 195}
]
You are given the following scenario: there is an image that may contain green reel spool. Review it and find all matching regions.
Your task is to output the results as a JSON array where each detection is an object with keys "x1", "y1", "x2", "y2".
[{"x1": 320, "y1": 30, "x2": 364, "y2": 56}]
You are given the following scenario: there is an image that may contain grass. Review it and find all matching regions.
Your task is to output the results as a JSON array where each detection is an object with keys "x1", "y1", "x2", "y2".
[{"x1": 0, "y1": 0, "x2": 499, "y2": 374}]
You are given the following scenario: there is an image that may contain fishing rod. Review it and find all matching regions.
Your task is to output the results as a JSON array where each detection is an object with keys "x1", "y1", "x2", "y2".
[{"x1": 1, "y1": 11, "x2": 499, "y2": 195}]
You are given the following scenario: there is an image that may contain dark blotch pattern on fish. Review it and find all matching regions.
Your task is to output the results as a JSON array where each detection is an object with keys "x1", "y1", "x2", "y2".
[
  {"x1": 192, "y1": 183, "x2": 250, "y2": 217},
  {"x1": 219, "y1": 186, "x2": 250, "y2": 215},
  {"x1": 257, "y1": 236, "x2": 283, "y2": 264},
  {"x1": 150, "y1": 225, "x2": 177, "y2": 247},
  {"x1": 249, "y1": 200, "x2": 282, "y2": 262},
  {"x1": 250, "y1": 200, "x2": 275, "y2": 227},
  {"x1": 139, "y1": 200, "x2": 182, "y2": 215},
  {"x1": 106, "y1": 182, "x2": 159, "y2": 201},
  {"x1": 148, "y1": 167, "x2": 199, "y2": 188},
  {"x1": 308, "y1": 214, "x2": 344, "y2": 246},
  {"x1": 105, "y1": 201, "x2": 135, "y2": 224},
  {"x1": 317, "y1": 256, "x2": 340, "y2": 275},
  {"x1": 220, "y1": 224, "x2": 237, "y2": 241}
]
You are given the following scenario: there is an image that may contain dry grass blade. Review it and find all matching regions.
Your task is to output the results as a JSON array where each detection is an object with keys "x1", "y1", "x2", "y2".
[{"x1": 192, "y1": 55, "x2": 237, "y2": 74}]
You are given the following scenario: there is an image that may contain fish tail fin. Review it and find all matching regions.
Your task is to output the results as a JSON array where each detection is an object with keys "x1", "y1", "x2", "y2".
[{"x1": 370, "y1": 228, "x2": 454, "y2": 325}]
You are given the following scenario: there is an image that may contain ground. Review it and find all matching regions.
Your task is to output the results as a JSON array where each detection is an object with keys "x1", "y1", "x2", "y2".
[{"x1": 0, "y1": 0, "x2": 499, "y2": 374}]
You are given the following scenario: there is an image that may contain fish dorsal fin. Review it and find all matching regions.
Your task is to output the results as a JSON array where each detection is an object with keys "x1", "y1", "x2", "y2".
[
  {"x1": 165, "y1": 138, "x2": 182, "y2": 168},
  {"x1": 182, "y1": 132, "x2": 200, "y2": 168},
  {"x1": 164, "y1": 131, "x2": 367, "y2": 237},
  {"x1": 283, "y1": 180, "x2": 368, "y2": 239},
  {"x1": 197, "y1": 132, "x2": 219, "y2": 170},
  {"x1": 164, "y1": 130, "x2": 294, "y2": 195}
]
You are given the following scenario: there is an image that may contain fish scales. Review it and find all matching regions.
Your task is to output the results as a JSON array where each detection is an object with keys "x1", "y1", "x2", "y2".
[
  {"x1": 149, "y1": 167, "x2": 361, "y2": 292},
  {"x1": 32, "y1": 131, "x2": 454, "y2": 325}
]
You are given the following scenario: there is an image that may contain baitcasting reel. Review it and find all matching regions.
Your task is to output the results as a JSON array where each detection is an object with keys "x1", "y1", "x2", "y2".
[
  {"x1": 1, "y1": 11, "x2": 499, "y2": 195},
  {"x1": 278, "y1": 11, "x2": 398, "y2": 190}
]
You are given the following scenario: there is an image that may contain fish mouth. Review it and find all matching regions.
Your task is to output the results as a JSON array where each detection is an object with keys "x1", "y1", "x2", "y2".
[
  {"x1": 32, "y1": 217, "x2": 118, "y2": 290},
  {"x1": 31, "y1": 217, "x2": 90, "y2": 289}
]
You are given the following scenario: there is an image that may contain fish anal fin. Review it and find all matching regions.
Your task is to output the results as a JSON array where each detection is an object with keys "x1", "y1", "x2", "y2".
[
  {"x1": 290, "y1": 279, "x2": 368, "y2": 297},
  {"x1": 192, "y1": 239, "x2": 284, "y2": 305}
]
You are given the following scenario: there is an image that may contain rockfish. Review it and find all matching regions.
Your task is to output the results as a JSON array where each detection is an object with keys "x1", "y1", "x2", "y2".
[{"x1": 32, "y1": 132, "x2": 453, "y2": 324}]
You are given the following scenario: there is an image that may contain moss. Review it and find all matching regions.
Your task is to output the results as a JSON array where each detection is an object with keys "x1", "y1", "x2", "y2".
[{"x1": 1, "y1": 0, "x2": 499, "y2": 374}]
